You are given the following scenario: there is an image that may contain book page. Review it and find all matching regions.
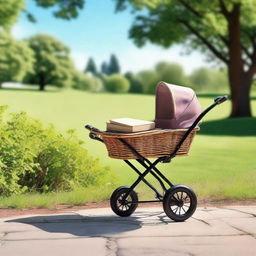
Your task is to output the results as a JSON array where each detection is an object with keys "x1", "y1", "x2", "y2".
[{"x1": 110, "y1": 118, "x2": 154, "y2": 127}]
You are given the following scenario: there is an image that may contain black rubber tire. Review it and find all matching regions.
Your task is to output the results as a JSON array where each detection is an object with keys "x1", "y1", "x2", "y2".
[
  {"x1": 110, "y1": 186, "x2": 138, "y2": 217},
  {"x1": 163, "y1": 185, "x2": 197, "y2": 221}
]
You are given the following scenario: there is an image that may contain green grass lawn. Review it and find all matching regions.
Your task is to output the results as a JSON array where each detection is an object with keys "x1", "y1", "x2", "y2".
[{"x1": 0, "y1": 88, "x2": 255, "y2": 207}]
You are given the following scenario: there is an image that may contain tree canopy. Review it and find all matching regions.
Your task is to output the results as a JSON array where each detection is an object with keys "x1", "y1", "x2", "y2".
[
  {"x1": 0, "y1": 31, "x2": 34, "y2": 86},
  {"x1": 100, "y1": 54, "x2": 121, "y2": 75},
  {"x1": 108, "y1": 54, "x2": 121, "y2": 74},
  {"x1": 114, "y1": 0, "x2": 256, "y2": 117},
  {"x1": 84, "y1": 57, "x2": 97, "y2": 75},
  {"x1": 155, "y1": 62, "x2": 188, "y2": 86},
  {"x1": 0, "y1": 0, "x2": 25, "y2": 30},
  {"x1": 189, "y1": 67, "x2": 228, "y2": 92},
  {"x1": 26, "y1": 34, "x2": 74, "y2": 90},
  {"x1": 33, "y1": 0, "x2": 84, "y2": 19}
]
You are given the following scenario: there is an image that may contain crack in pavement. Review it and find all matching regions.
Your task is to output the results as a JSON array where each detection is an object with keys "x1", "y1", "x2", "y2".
[
  {"x1": 0, "y1": 232, "x2": 8, "y2": 247},
  {"x1": 105, "y1": 237, "x2": 118, "y2": 256},
  {"x1": 222, "y1": 207, "x2": 256, "y2": 218},
  {"x1": 210, "y1": 207, "x2": 256, "y2": 239},
  {"x1": 229, "y1": 224, "x2": 256, "y2": 239},
  {"x1": 192, "y1": 217, "x2": 211, "y2": 226}
]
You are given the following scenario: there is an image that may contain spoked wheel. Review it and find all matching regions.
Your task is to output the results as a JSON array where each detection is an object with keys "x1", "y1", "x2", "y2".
[
  {"x1": 163, "y1": 185, "x2": 197, "y2": 221},
  {"x1": 110, "y1": 186, "x2": 138, "y2": 217}
]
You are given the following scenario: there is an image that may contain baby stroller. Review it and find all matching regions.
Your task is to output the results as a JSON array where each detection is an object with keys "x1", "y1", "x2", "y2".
[{"x1": 86, "y1": 82, "x2": 227, "y2": 221}]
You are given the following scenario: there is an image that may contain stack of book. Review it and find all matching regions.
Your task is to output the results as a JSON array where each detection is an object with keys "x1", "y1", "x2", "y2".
[{"x1": 107, "y1": 118, "x2": 155, "y2": 133}]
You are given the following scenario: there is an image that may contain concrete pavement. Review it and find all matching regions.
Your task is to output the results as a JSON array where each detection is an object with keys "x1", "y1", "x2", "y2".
[{"x1": 0, "y1": 206, "x2": 255, "y2": 256}]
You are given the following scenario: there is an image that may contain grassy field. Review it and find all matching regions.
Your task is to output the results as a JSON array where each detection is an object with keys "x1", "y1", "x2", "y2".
[{"x1": 0, "y1": 88, "x2": 255, "y2": 207}]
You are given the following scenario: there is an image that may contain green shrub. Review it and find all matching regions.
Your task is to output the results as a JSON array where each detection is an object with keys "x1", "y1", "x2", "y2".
[
  {"x1": 72, "y1": 71, "x2": 92, "y2": 90},
  {"x1": 125, "y1": 72, "x2": 143, "y2": 93},
  {"x1": 136, "y1": 70, "x2": 160, "y2": 94},
  {"x1": 90, "y1": 77, "x2": 104, "y2": 92},
  {"x1": 189, "y1": 68, "x2": 228, "y2": 92},
  {"x1": 104, "y1": 74, "x2": 130, "y2": 93},
  {"x1": 72, "y1": 71, "x2": 103, "y2": 92},
  {"x1": 155, "y1": 62, "x2": 189, "y2": 86},
  {"x1": 0, "y1": 106, "x2": 116, "y2": 196}
]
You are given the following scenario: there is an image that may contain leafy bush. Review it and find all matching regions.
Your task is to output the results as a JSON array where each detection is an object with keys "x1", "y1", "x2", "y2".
[
  {"x1": 155, "y1": 62, "x2": 188, "y2": 86},
  {"x1": 104, "y1": 74, "x2": 130, "y2": 93},
  {"x1": 0, "y1": 106, "x2": 116, "y2": 196},
  {"x1": 189, "y1": 68, "x2": 228, "y2": 92},
  {"x1": 72, "y1": 71, "x2": 103, "y2": 92},
  {"x1": 136, "y1": 70, "x2": 160, "y2": 94},
  {"x1": 125, "y1": 72, "x2": 143, "y2": 93}
]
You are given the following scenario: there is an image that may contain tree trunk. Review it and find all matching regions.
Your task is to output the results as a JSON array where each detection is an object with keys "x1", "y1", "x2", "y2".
[
  {"x1": 227, "y1": 3, "x2": 252, "y2": 117},
  {"x1": 229, "y1": 72, "x2": 252, "y2": 117},
  {"x1": 39, "y1": 83, "x2": 46, "y2": 91},
  {"x1": 38, "y1": 73, "x2": 46, "y2": 91}
]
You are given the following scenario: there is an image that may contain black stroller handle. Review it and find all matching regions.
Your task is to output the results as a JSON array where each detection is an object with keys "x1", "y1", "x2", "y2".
[
  {"x1": 85, "y1": 125, "x2": 101, "y2": 132},
  {"x1": 170, "y1": 95, "x2": 228, "y2": 157},
  {"x1": 89, "y1": 132, "x2": 104, "y2": 143},
  {"x1": 85, "y1": 125, "x2": 104, "y2": 143},
  {"x1": 214, "y1": 95, "x2": 228, "y2": 104}
]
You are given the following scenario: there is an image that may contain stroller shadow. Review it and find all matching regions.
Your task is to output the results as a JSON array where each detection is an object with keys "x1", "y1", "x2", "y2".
[
  {"x1": 199, "y1": 117, "x2": 256, "y2": 136},
  {"x1": 6, "y1": 214, "x2": 140, "y2": 237},
  {"x1": 5, "y1": 210, "x2": 172, "y2": 237},
  {"x1": 6, "y1": 210, "x2": 173, "y2": 237}
]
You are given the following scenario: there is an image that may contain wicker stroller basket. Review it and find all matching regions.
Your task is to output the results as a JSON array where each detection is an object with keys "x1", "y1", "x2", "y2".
[{"x1": 92, "y1": 128, "x2": 199, "y2": 159}]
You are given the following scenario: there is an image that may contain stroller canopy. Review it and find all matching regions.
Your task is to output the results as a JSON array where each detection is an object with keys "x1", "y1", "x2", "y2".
[{"x1": 155, "y1": 82, "x2": 202, "y2": 129}]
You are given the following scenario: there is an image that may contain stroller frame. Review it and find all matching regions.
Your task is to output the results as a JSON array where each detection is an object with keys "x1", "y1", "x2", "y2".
[{"x1": 86, "y1": 96, "x2": 228, "y2": 221}]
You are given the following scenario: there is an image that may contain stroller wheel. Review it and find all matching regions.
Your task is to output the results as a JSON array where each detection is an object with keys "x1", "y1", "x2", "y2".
[
  {"x1": 163, "y1": 185, "x2": 197, "y2": 221},
  {"x1": 110, "y1": 186, "x2": 138, "y2": 217}
]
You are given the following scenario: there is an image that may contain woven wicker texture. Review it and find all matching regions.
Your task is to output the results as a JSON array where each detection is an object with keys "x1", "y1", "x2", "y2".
[{"x1": 93, "y1": 129, "x2": 198, "y2": 159}]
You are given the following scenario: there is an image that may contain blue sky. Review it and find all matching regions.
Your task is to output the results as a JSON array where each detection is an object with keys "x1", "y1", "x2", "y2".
[{"x1": 12, "y1": 0, "x2": 212, "y2": 74}]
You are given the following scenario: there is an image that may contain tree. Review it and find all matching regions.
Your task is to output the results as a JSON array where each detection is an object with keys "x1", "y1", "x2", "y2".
[
  {"x1": 189, "y1": 68, "x2": 211, "y2": 92},
  {"x1": 31, "y1": 0, "x2": 84, "y2": 20},
  {"x1": 189, "y1": 68, "x2": 228, "y2": 92},
  {"x1": 0, "y1": 31, "x2": 34, "y2": 87},
  {"x1": 155, "y1": 62, "x2": 188, "y2": 86},
  {"x1": 125, "y1": 72, "x2": 143, "y2": 93},
  {"x1": 26, "y1": 34, "x2": 74, "y2": 91},
  {"x1": 114, "y1": 0, "x2": 256, "y2": 117},
  {"x1": 72, "y1": 70, "x2": 103, "y2": 92},
  {"x1": 84, "y1": 57, "x2": 97, "y2": 75},
  {"x1": 0, "y1": 0, "x2": 84, "y2": 27},
  {"x1": 136, "y1": 70, "x2": 160, "y2": 94},
  {"x1": 101, "y1": 61, "x2": 109, "y2": 74},
  {"x1": 108, "y1": 54, "x2": 121, "y2": 74},
  {"x1": 0, "y1": 0, "x2": 25, "y2": 30},
  {"x1": 105, "y1": 74, "x2": 130, "y2": 93},
  {"x1": 100, "y1": 54, "x2": 121, "y2": 75}
]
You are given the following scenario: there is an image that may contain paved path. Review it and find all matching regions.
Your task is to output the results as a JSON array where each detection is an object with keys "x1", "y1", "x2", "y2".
[{"x1": 0, "y1": 206, "x2": 255, "y2": 256}]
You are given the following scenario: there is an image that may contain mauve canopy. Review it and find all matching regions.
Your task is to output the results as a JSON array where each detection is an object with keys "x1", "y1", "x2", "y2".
[{"x1": 155, "y1": 82, "x2": 202, "y2": 129}]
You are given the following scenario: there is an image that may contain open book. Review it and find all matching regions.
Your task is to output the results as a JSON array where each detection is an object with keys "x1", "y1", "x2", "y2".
[{"x1": 107, "y1": 118, "x2": 155, "y2": 133}]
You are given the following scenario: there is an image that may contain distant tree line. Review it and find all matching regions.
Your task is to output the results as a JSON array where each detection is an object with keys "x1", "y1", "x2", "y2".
[{"x1": 81, "y1": 57, "x2": 229, "y2": 94}]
